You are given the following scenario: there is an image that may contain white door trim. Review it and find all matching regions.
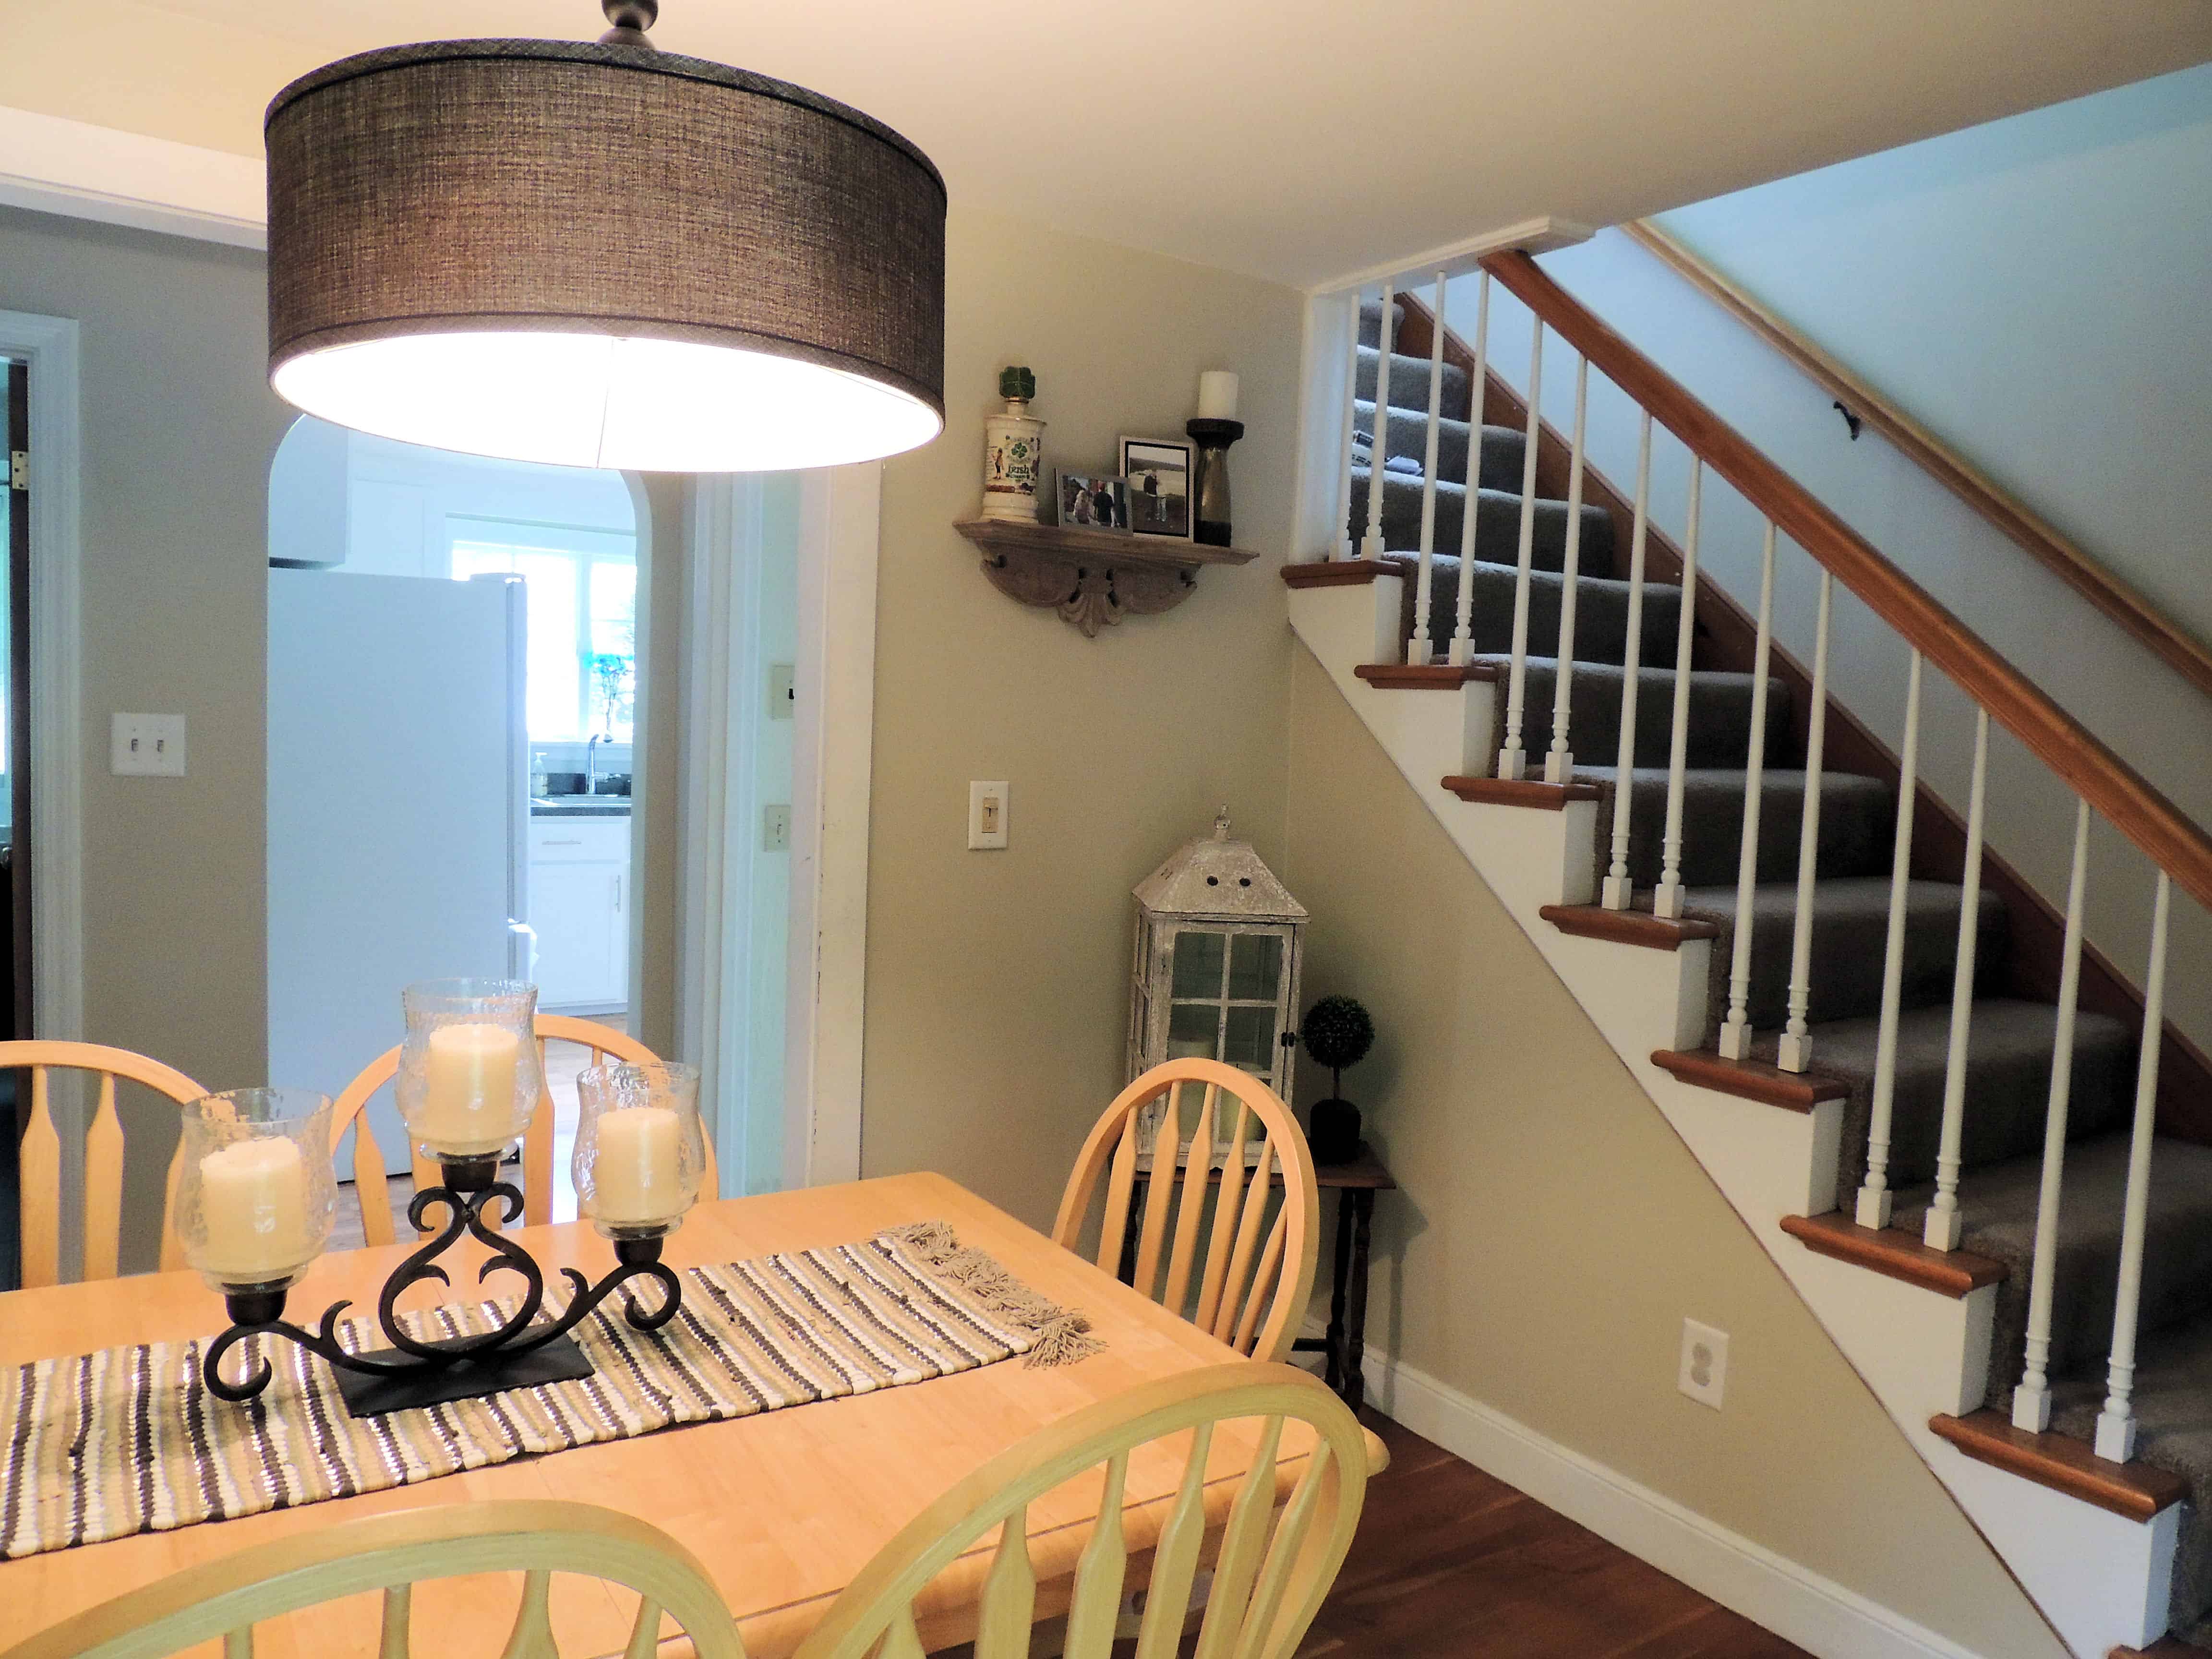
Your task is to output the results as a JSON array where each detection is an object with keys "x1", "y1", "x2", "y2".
[
  {"x1": 784, "y1": 464, "x2": 878, "y2": 1189},
  {"x1": 0, "y1": 310, "x2": 85, "y2": 1046}
]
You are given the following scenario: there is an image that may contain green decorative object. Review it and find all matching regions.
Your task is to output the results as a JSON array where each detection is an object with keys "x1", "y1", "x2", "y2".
[
  {"x1": 998, "y1": 365, "x2": 1036, "y2": 401},
  {"x1": 1300, "y1": 994, "x2": 1374, "y2": 1166}
]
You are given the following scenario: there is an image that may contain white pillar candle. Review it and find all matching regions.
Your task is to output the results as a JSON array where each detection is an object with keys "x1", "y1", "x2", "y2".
[
  {"x1": 591, "y1": 1105, "x2": 684, "y2": 1225},
  {"x1": 419, "y1": 1022, "x2": 523, "y2": 1152},
  {"x1": 1197, "y1": 370, "x2": 1239, "y2": 421},
  {"x1": 198, "y1": 1138, "x2": 312, "y2": 1282}
]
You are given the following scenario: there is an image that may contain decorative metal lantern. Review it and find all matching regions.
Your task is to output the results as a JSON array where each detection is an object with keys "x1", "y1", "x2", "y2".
[{"x1": 1128, "y1": 811, "x2": 1308, "y2": 1131}]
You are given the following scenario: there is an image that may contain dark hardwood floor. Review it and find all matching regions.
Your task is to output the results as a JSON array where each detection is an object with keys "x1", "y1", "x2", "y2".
[{"x1": 1296, "y1": 1413, "x2": 1808, "y2": 1657}]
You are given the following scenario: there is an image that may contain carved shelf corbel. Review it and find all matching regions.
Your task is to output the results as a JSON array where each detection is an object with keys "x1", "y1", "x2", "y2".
[{"x1": 954, "y1": 518, "x2": 1260, "y2": 637}]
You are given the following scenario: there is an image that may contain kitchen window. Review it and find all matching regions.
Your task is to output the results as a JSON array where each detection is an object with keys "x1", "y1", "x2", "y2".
[{"x1": 449, "y1": 521, "x2": 637, "y2": 742}]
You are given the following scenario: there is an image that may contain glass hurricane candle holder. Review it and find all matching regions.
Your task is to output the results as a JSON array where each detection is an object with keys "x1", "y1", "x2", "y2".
[
  {"x1": 176, "y1": 1088, "x2": 337, "y2": 1292},
  {"x1": 573, "y1": 1062, "x2": 706, "y2": 1238},
  {"x1": 396, "y1": 978, "x2": 544, "y2": 1161}
]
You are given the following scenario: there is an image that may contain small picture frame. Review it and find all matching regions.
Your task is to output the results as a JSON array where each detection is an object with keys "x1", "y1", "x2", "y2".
[
  {"x1": 1056, "y1": 471, "x2": 1132, "y2": 531},
  {"x1": 1119, "y1": 437, "x2": 1195, "y2": 541}
]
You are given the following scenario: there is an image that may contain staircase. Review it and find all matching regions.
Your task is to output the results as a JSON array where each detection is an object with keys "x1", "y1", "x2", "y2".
[{"x1": 1286, "y1": 255, "x2": 2212, "y2": 1659}]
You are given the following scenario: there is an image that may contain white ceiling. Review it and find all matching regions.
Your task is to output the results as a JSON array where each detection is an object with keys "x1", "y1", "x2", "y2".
[{"x1": 24, "y1": 0, "x2": 2212, "y2": 289}]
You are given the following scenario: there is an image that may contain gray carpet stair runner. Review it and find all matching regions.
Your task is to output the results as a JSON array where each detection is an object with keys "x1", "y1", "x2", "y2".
[{"x1": 1353, "y1": 297, "x2": 2212, "y2": 1642}]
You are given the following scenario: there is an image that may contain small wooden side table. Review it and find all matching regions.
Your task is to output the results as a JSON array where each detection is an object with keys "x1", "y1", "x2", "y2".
[
  {"x1": 1122, "y1": 1140, "x2": 1396, "y2": 1411},
  {"x1": 1294, "y1": 1146, "x2": 1396, "y2": 1410}
]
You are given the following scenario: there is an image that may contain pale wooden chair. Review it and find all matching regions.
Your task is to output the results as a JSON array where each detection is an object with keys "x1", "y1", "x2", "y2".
[
  {"x1": 792, "y1": 1361, "x2": 1367, "y2": 1659},
  {"x1": 1053, "y1": 1058, "x2": 1320, "y2": 1365},
  {"x1": 2, "y1": 1040, "x2": 208, "y2": 1287},
  {"x1": 332, "y1": 1015, "x2": 717, "y2": 1245},
  {"x1": 0, "y1": 1499, "x2": 745, "y2": 1659}
]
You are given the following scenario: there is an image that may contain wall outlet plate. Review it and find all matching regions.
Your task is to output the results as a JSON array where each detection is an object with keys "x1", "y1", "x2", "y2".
[
  {"x1": 1679, "y1": 1319, "x2": 1728, "y2": 1410},
  {"x1": 967, "y1": 780, "x2": 1009, "y2": 850},
  {"x1": 111, "y1": 713, "x2": 186, "y2": 777}
]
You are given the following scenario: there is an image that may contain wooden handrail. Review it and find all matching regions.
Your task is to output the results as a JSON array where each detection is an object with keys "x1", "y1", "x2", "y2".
[
  {"x1": 1621, "y1": 219, "x2": 2212, "y2": 705},
  {"x1": 1479, "y1": 249, "x2": 2212, "y2": 915}
]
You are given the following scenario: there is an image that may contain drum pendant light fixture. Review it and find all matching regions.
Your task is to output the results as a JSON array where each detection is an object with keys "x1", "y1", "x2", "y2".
[{"x1": 264, "y1": 1, "x2": 945, "y2": 472}]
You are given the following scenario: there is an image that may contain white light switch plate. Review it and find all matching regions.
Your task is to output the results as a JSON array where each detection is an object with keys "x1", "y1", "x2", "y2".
[
  {"x1": 768, "y1": 663, "x2": 794, "y2": 720},
  {"x1": 1679, "y1": 1319, "x2": 1728, "y2": 1410},
  {"x1": 111, "y1": 713, "x2": 187, "y2": 777},
  {"x1": 967, "y1": 780, "x2": 1009, "y2": 850},
  {"x1": 762, "y1": 803, "x2": 791, "y2": 852}
]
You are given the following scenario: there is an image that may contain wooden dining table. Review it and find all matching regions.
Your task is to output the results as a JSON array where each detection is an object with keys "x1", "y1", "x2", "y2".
[{"x1": 0, "y1": 1171, "x2": 1323, "y2": 1657}]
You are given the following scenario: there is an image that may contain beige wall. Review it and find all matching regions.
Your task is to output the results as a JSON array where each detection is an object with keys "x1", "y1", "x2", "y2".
[
  {"x1": 2, "y1": 206, "x2": 291, "y2": 1265},
  {"x1": 1280, "y1": 643, "x2": 2067, "y2": 1658},
  {"x1": 857, "y1": 205, "x2": 1304, "y2": 1232}
]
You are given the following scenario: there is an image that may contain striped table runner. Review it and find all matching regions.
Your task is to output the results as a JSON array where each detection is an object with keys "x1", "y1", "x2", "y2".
[{"x1": 0, "y1": 1220, "x2": 1100, "y2": 1561}]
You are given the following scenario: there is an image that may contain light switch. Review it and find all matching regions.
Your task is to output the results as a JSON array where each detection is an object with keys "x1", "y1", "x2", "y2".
[
  {"x1": 763, "y1": 803, "x2": 791, "y2": 852},
  {"x1": 768, "y1": 662, "x2": 794, "y2": 720},
  {"x1": 968, "y1": 780, "x2": 1009, "y2": 850},
  {"x1": 111, "y1": 713, "x2": 187, "y2": 777}
]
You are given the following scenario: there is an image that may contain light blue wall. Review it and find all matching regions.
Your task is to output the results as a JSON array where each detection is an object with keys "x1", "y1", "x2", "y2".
[{"x1": 1653, "y1": 61, "x2": 2212, "y2": 643}]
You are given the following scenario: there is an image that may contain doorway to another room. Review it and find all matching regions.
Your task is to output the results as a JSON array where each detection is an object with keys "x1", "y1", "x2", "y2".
[
  {"x1": 0, "y1": 356, "x2": 28, "y2": 1289},
  {"x1": 266, "y1": 418, "x2": 646, "y2": 1239}
]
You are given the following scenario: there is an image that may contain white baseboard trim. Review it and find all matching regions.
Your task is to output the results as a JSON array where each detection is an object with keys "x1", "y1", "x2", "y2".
[{"x1": 1357, "y1": 1345, "x2": 2003, "y2": 1659}]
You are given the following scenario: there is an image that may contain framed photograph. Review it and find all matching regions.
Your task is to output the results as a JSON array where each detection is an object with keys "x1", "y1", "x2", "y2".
[
  {"x1": 1119, "y1": 437, "x2": 1195, "y2": 541},
  {"x1": 1056, "y1": 471, "x2": 1132, "y2": 531}
]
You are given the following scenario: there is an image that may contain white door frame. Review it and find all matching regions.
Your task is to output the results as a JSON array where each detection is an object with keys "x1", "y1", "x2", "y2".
[
  {"x1": 677, "y1": 465, "x2": 877, "y2": 1192},
  {"x1": 0, "y1": 310, "x2": 86, "y2": 1046}
]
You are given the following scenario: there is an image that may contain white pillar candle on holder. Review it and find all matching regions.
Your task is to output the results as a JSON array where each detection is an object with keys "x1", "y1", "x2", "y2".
[
  {"x1": 419, "y1": 1022, "x2": 523, "y2": 1152},
  {"x1": 198, "y1": 1138, "x2": 311, "y2": 1282},
  {"x1": 591, "y1": 1106, "x2": 684, "y2": 1226},
  {"x1": 1196, "y1": 370, "x2": 1239, "y2": 421}
]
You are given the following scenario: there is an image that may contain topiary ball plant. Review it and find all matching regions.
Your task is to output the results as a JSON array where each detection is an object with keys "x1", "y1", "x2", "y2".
[{"x1": 1299, "y1": 995, "x2": 1374, "y2": 1166}]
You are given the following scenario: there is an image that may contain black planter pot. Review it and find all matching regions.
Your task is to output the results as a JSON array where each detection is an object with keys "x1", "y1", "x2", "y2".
[{"x1": 1308, "y1": 1097, "x2": 1362, "y2": 1166}]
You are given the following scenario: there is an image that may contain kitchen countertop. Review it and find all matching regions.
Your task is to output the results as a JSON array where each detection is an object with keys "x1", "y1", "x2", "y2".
[{"x1": 531, "y1": 797, "x2": 632, "y2": 818}]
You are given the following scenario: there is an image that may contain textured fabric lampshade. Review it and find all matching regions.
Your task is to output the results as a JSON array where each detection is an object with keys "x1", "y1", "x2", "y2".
[{"x1": 265, "y1": 37, "x2": 946, "y2": 472}]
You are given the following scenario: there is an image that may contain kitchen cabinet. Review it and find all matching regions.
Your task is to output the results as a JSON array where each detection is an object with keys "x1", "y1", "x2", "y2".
[{"x1": 528, "y1": 817, "x2": 630, "y2": 1010}]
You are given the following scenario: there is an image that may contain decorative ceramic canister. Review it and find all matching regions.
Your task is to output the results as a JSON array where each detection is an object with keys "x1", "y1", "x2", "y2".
[{"x1": 981, "y1": 365, "x2": 1045, "y2": 521}]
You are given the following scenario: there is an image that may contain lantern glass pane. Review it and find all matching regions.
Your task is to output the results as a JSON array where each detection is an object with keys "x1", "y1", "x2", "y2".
[
  {"x1": 1167, "y1": 1001, "x2": 1219, "y2": 1060},
  {"x1": 1170, "y1": 931, "x2": 1226, "y2": 1000},
  {"x1": 1224, "y1": 1005, "x2": 1278, "y2": 1073},
  {"x1": 1227, "y1": 933, "x2": 1282, "y2": 1000}
]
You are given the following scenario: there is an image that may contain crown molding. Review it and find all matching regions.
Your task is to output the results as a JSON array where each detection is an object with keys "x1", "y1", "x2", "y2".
[{"x1": 0, "y1": 106, "x2": 265, "y2": 249}]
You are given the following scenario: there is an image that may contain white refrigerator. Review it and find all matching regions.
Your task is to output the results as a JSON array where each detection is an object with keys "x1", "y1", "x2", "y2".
[{"x1": 267, "y1": 568, "x2": 531, "y2": 1173}]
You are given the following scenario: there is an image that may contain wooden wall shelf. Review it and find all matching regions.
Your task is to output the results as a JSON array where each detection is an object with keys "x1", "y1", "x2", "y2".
[{"x1": 954, "y1": 517, "x2": 1259, "y2": 637}]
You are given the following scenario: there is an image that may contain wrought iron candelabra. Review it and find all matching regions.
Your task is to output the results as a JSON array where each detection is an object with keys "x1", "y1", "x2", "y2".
[{"x1": 204, "y1": 1155, "x2": 682, "y2": 1419}]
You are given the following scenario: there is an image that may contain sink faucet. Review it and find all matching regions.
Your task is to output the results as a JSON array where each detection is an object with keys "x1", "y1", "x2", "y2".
[{"x1": 586, "y1": 732, "x2": 608, "y2": 794}]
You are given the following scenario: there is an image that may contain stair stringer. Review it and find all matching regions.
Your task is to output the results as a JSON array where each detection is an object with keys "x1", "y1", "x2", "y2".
[{"x1": 1288, "y1": 577, "x2": 2179, "y2": 1658}]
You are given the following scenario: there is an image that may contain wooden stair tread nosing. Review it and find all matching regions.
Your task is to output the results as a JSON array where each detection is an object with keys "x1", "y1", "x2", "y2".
[
  {"x1": 1354, "y1": 662, "x2": 1503, "y2": 689},
  {"x1": 1779, "y1": 1212, "x2": 2008, "y2": 1297},
  {"x1": 1649, "y1": 1047, "x2": 1851, "y2": 1111},
  {"x1": 1540, "y1": 904, "x2": 1720, "y2": 950},
  {"x1": 1441, "y1": 775, "x2": 1604, "y2": 809},
  {"x1": 1282, "y1": 560, "x2": 1400, "y2": 589},
  {"x1": 1928, "y1": 1410, "x2": 2187, "y2": 1521}
]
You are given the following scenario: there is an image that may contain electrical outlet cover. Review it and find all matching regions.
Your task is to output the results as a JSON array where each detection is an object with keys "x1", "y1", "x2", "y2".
[{"x1": 1679, "y1": 1319, "x2": 1728, "y2": 1410}]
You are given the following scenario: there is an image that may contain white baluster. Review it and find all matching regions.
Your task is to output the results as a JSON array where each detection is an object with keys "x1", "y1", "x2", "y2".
[
  {"x1": 1543, "y1": 355, "x2": 1589, "y2": 782},
  {"x1": 1926, "y1": 707, "x2": 1990, "y2": 1251},
  {"x1": 2013, "y1": 797, "x2": 2093, "y2": 1434},
  {"x1": 1776, "y1": 568, "x2": 1834, "y2": 1074},
  {"x1": 1652, "y1": 458, "x2": 1701, "y2": 919},
  {"x1": 2096, "y1": 871, "x2": 2171, "y2": 1463},
  {"x1": 1496, "y1": 314, "x2": 1544, "y2": 781},
  {"x1": 1408, "y1": 269, "x2": 1448, "y2": 665},
  {"x1": 1361, "y1": 281, "x2": 1395, "y2": 561},
  {"x1": 1716, "y1": 524, "x2": 1777, "y2": 1060},
  {"x1": 1857, "y1": 650, "x2": 1924, "y2": 1226},
  {"x1": 1600, "y1": 413, "x2": 1652, "y2": 911},
  {"x1": 1447, "y1": 273, "x2": 1491, "y2": 666},
  {"x1": 1334, "y1": 287, "x2": 1364, "y2": 560}
]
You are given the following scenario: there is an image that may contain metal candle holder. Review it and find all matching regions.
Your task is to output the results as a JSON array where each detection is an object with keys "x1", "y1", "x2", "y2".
[
  {"x1": 203, "y1": 1155, "x2": 683, "y2": 1419},
  {"x1": 1186, "y1": 417, "x2": 1245, "y2": 548}
]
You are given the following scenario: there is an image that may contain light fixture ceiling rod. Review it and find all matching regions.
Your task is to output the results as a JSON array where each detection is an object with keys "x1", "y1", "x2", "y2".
[{"x1": 599, "y1": 0, "x2": 659, "y2": 48}]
